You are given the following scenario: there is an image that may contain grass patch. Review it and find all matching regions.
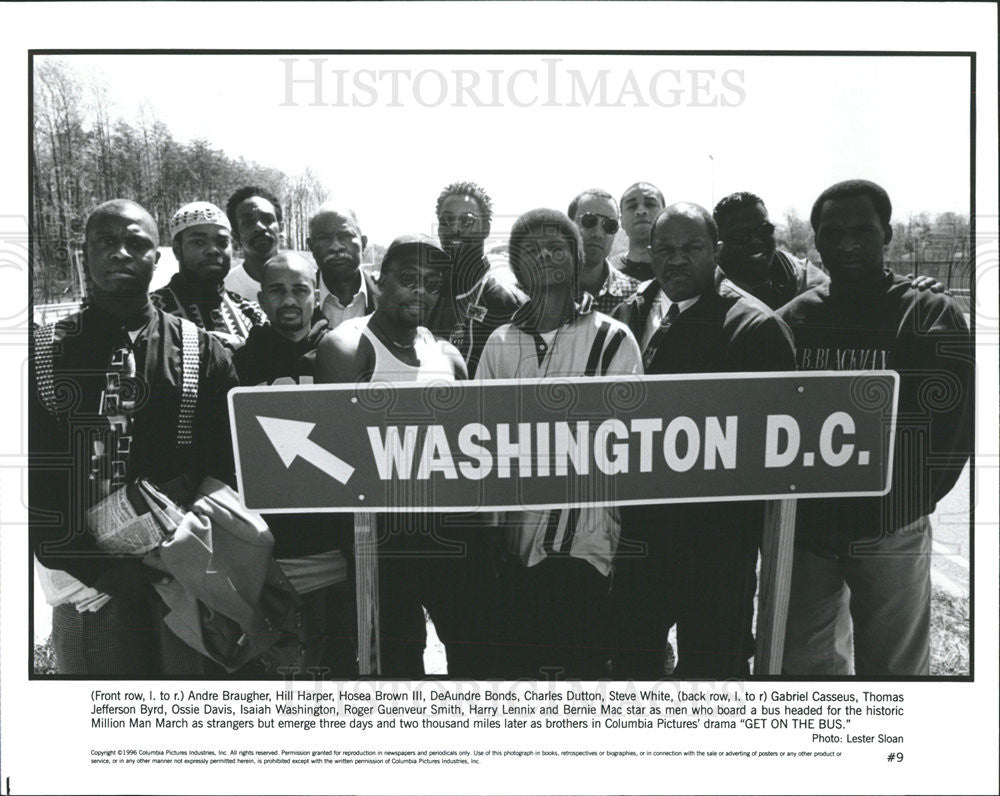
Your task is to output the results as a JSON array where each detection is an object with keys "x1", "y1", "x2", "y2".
[
  {"x1": 33, "y1": 637, "x2": 58, "y2": 675},
  {"x1": 930, "y1": 586, "x2": 969, "y2": 676}
]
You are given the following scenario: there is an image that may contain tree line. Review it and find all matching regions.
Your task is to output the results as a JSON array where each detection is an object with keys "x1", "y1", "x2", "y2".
[
  {"x1": 32, "y1": 59, "x2": 329, "y2": 304},
  {"x1": 775, "y1": 208, "x2": 971, "y2": 293},
  {"x1": 32, "y1": 58, "x2": 972, "y2": 306}
]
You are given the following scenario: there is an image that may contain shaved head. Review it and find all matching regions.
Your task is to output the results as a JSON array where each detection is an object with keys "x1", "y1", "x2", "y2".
[
  {"x1": 83, "y1": 198, "x2": 160, "y2": 301},
  {"x1": 85, "y1": 199, "x2": 159, "y2": 245},
  {"x1": 651, "y1": 202, "x2": 719, "y2": 247},
  {"x1": 261, "y1": 251, "x2": 318, "y2": 287},
  {"x1": 257, "y1": 251, "x2": 319, "y2": 340},
  {"x1": 649, "y1": 202, "x2": 720, "y2": 302}
]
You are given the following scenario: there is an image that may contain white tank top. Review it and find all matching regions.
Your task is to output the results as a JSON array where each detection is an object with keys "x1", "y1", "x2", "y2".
[{"x1": 361, "y1": 322, "x2": 455, "y2": 384}]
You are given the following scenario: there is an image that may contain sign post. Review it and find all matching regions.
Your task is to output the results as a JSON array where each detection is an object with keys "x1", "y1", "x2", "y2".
[
  {"x1": 229, "y1": 371, "x2": 897, "y2": 676},
  {"x1": 757, "y1": 498, "x2": 798, "y2": 675}
]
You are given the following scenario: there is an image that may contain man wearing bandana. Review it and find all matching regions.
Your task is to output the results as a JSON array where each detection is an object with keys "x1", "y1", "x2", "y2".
[{"x1": 151, "y1": 201, "x2": 266, "y2": 347}]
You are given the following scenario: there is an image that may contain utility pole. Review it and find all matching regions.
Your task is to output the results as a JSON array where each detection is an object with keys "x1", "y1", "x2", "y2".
[{"x1": 709, "y1": 154, "x2": 715, "y2": 208}]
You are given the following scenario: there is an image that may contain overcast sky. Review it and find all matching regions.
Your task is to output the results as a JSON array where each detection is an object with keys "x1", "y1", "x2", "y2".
[{"x1": 40, "y1": 52, "x2": 971, "y2": 246}]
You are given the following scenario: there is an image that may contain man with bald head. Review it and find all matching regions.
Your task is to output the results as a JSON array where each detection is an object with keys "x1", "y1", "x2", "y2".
[
  {"x1": 31, "y1": 199, "x2": 239, "y2": 675},
  {"x1": 612, "y1": 202, "x2": 796, "y2": 679},
  {"x1": 233, "y1": 252, "x2": 329, "y2": 385},
  {"x1": 306, "y1": 204, "x2": 379, "y2": 329},
  {"x1": 231, "y1": 251, "x2": 356, "y2": 677}
]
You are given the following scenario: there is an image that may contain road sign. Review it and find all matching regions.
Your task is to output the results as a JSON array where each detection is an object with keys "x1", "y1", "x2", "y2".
[{"x1": 229, "y1": 371, "x2": 899, "y2": 513}]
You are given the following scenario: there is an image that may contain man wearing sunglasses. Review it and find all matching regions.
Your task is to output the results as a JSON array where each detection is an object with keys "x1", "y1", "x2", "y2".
[
  {"x1": 426, "y1": 181, "x2": 523, "y2": 377},
  {"x1": 316, "y1": 235, "x2": 494, "y2": 679},
  {"x1": 713, "y1": 192, "x2": 829, "y2": 310},
  {"x1": 568, "y1": 189, "x2": 641, "y2": 315},
  {"x1": 612, "y1": 181, "x2": 667, "y2": 282}
]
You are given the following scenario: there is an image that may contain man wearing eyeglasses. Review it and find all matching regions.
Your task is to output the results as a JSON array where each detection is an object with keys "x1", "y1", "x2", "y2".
[
  {"x1": 568, "y1": 189, "x2": 641, "y2": 314},
  {"x1": 316, "y1": 235, "x2": 493, "y2": 679},
  {"x1": 426, "y1": 181, "x2": 523, "y2": 377},
  {"x1": 612, "y1": 182, "x2": 667, "y2": 283},
  {"x1": 611, "y1": 203, "x2": 796, "y2": 680}
]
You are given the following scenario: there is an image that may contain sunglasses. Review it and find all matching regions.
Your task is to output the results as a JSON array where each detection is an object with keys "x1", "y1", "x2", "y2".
[
  {"x1": 438, "y1": 212, "x2": 479, "y2": 230},
  {"x1": 393, "y1": 270, "x2": 445, "y2": 294},
  {"x1": 579, "y1": 213, "x2": 620, "y2": 235},
  {"x1": 724, "y1": 221, "x2": 776, "y2": 246}
]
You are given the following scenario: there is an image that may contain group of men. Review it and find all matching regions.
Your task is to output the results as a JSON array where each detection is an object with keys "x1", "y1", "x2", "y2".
[{"x1": 30, "y1": 176, "x2": 971, "y2": 680}]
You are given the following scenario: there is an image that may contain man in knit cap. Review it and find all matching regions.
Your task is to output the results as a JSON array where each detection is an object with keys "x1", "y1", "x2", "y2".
[
  {"x1": 151, "y1": 200, "x2": 265, "y2": 347},
  {"x1": 477, "y1": 208, "x2": 642, "y2": 679}
]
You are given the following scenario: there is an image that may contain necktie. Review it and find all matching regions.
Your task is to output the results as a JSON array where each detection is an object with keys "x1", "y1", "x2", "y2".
[{"x1": 642, "y1": 301, "x2": 680, "y2": 371}]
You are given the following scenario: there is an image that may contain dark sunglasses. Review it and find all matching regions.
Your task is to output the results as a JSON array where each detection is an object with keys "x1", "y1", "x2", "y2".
[
  {"x1": 579, "y1": 213, "x2": 619, "y2": 235},
  {"x1": 725, "y1": 221, "x2": 775, "y2": 246},
  {"x1": 394, "y1": 270, "x2": 445, "y2": 294}
]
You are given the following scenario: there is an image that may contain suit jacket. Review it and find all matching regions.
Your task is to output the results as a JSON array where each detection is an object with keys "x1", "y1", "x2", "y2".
[{"x1": 613, "y1": 281, "x2": 797, "y2": 535}]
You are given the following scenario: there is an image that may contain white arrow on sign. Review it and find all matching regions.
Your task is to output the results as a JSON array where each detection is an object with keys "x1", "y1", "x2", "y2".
[{"x1": 256, "y1": 415, "x2": 356, "y2": 485}]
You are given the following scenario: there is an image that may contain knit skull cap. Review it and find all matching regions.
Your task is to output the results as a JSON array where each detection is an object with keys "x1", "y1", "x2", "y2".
[
  {"x1": 169, "y1": 201, "x2": 231, "y2": 241},
  {"x1": 381, "y1": 233, "x2": 451, "y2": 272}
]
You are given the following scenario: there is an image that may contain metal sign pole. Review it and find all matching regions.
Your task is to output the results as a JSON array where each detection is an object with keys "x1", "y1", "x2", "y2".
[{"x1": 755, "y1": 498, "x2": 798, "y2": 676}]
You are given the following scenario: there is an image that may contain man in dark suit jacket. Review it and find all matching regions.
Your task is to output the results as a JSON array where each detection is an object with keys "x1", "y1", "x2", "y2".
[
  {"x1": 612, "y1": 202, "x2": 797, "y2": 680},
  {"x1": 306, "y1": 204, "x2": 379, "y2": 328}
]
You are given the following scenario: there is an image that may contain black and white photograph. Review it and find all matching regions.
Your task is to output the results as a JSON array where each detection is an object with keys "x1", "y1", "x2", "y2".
[{"x1": 2, "y1": 3, "x2": 997, "y2": 795}]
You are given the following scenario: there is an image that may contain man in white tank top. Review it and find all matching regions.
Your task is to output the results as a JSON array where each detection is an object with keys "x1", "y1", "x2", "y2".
[{"x1": 317, "y1": 235, "x2": 495, "y2": 678}]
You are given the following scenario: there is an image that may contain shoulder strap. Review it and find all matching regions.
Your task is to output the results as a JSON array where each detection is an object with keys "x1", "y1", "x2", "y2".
[
  {"x1": 584, "y1": 320, "x2": 611, "y2": 377},
  {"x1": 177, "y1": 317, "x2": 201, "y2": 448},
  {"x1": 33, "y1": 323, "x2": 58, "y2": 414}
]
